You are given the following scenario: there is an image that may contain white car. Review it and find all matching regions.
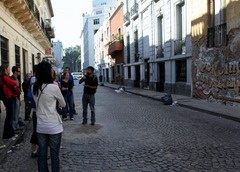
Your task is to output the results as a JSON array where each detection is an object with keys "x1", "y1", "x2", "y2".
[{"x1": 71, "y1": 72, "x2": 82, "y2": 80}]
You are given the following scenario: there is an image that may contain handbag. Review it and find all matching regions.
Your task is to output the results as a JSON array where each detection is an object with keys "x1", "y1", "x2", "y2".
[{"x1": 56, "y1": 102, "x2": 63, "y2": 115}]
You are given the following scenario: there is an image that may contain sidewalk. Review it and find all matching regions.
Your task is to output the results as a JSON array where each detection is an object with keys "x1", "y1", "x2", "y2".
[
  {"x1": 102, "y1": 82, "x2": 240, "y2": 123},
  {"x1": 0, "y1": 101, "x2": 31, "y2": 163}
]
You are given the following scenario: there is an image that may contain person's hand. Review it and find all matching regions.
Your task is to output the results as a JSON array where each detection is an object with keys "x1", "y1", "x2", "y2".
[
  {"x1": 84, "y1": 84, "x2": 89, "y2": 87},
  {"x1": 82, "y1": 76, "x2": 86, "y2": 80}
]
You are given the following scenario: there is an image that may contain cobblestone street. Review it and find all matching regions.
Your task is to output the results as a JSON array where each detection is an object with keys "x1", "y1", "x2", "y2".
[{"x1": 0, "y1": 84, "x2": 240, "y2": 172}]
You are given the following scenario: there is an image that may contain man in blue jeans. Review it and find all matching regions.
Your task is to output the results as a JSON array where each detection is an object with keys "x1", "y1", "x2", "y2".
[{"x1": 79, "y1": 66, "x2": 98, "y2": 125}]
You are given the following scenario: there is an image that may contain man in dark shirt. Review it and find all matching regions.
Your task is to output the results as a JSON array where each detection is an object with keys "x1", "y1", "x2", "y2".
[{"x1": 79, "y1": 66, "x2": 98, "y2": 125}]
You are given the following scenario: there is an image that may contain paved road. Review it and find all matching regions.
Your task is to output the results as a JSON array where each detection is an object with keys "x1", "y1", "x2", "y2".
[{"x1": 0, "y1": 83, "x2": 240, "y2": 172}]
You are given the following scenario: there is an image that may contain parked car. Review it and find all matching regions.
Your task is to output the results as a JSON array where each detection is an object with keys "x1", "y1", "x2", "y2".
[{"x1": 71, "y1": 72, "x2": 82, "y2": 80}]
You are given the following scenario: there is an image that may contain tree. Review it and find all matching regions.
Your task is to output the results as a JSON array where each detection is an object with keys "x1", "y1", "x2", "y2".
[{"x1": 62, "y1": 45, "x2": 81, "y2": 72}]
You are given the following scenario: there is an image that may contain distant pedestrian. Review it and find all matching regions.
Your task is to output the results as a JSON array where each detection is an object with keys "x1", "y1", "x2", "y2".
[
  {"x1": 79, "y1": 66, "x2": 98, "y2": 125},
  {"x1": 61, "y1": 72, "x2": 74, "y2": 121},
  {"x1": 0, "y1": 64, "x2": 18, "y2": 140},
  {"x1": 33, "y1": 61, "x2": 66, "y2": 172},
  {"x1": 22, "y1": 73, "x2": 31, "y2": 121}
]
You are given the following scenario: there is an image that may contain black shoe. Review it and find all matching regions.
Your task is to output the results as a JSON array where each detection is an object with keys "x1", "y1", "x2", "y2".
[
  {"x1": 82, "y1": 121, "x2": 87, "y2": 125},
  {"x1": 31, "y1": 152, "x2": 38, "y2": 158},
  {"x1": 91, "y1": 122, "x2": 95, "y2": 126}
]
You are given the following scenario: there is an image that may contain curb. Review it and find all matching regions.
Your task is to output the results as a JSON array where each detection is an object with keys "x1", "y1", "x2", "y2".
[{"x1": 103, "y1": 84, "x2": 240, "y2": 123}]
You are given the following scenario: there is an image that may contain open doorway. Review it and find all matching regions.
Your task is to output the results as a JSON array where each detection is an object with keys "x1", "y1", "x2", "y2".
[{"x1": 158, "y1": 62, "x2": 165, "y2": 92}]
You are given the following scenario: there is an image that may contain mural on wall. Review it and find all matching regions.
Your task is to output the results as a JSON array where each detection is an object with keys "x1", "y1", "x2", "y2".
[{"x1": 193, "y1": 31, "x2": 240, "y2": 102}]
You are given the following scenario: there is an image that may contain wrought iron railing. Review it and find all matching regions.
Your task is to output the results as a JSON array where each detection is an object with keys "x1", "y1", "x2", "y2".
[
  {"x1": 156, "y1": 44, "x2": 164, "y2": 58},
  {"x1": 130, "y1": 3, "x2": 139, "y2": 17},
  {"x1": 174, "y1": 39, "x2": 186, "y2": 55},
  {"x1": 207, "y1": 23, "x2": 227, "y2": 48},
  {"x1": 124, "y1": 12, "x2": 130, "y2": 24}
]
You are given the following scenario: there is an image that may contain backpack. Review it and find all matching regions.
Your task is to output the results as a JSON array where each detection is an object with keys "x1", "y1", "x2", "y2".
[
  {"x1": 26, "y1": 86, "x2": 36, "y2": 108},
  {"x1": 26, "y1": 76, "x2": 36, "y2": 108}
]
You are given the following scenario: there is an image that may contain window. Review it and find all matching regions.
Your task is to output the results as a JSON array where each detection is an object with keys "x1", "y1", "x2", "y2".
[
  {"x1": 96, "y1": 10, "x2": 102, "y2": 15},
  {"x1": 127, "y1": 35, "x2": 130, "y2": 64},
  {"x1": 174, "y1": 2, "x2": 186, "y2": 55},
  {"x1": 176, "y1": 59, "x2": 186, "y2": 82},
  {"x1": 134, "y1": 30, "x2": 139, "y2": 62},
  {"x1": 0, "y1": 36, "x2": 9, "y2": 65},
  {"x1": 15, "y1": 45, "x2": 20, "y2": 67},
  {"x1": 157, "y1": 15, "x2": 164, "y2": 58},
  {"x1": 93, "y1": 18, "x2": 100, "y2": 25},
  {"x1": 207, "y1": 0, "x2": 227, "y2": 47}
]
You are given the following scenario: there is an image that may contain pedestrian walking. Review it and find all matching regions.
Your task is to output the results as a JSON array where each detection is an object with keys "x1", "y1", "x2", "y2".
[
  {"x1": 0, "y1": 64, "x2": 18, "y2": 140},
  {"x1": 79, "y1": 66, "x2": 98, "y2": 125},
  {"x1": 33, "y1": 61, "x2": 66, "y2": 172}
]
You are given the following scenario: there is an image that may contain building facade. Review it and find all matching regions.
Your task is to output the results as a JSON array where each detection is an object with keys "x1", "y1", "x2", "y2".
[
  {"x1": 80, "y1": 0, "x2": 118, "y2": 70},
  {"x1": 52, "y1": 40, "x2": 63, "y2": 73},
  {"x1": 192, "y1": 0, "x2": 240, "y2": 102},
  {"x1": 0, "y1": 0, "x2": 55, "y2": 76},
  {"x1": 123, "y1": 0, "x2": 192, "y2": 96}
]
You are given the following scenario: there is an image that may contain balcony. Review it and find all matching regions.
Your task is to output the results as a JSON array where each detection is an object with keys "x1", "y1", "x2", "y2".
[
  {"x1": 207, "y1": 23, "x2": 227, "y2": 48},
  {"x1": 108, "y1": 41, "x2": 123, "y2": 55},
  {"x1": 1, "y1": 0, "x2": 52, "y2": 49},
  {"x1": 156, "y1": 44, "x2": 164, "y2": 58},
  {"x1": 124, "y1": 12, "x2": 130, "y2": 26},
  {"x1": 174, "y1": 39, "x2": 186, "y2": 55},
  {"x1": 130, "y1": 3, "x2": 139, "y2": 20}
]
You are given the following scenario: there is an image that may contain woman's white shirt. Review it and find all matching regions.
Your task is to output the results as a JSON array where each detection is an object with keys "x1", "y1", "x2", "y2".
[{"x1": 33, "y1": 83, "x2": 66, "y2": 134}]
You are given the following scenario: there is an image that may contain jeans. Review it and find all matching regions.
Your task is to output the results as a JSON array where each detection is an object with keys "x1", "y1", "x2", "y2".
[
  {"x1": 82, "y1": 94, "x2": 95, "y2": 123},
  {"x1": 37, "y1": 132, "x2": 62, "y2": 172},
  {"x1": 12, "y1": 98, "x2": 20, "y2": 130},
  {"x1": 62, "y1": 93, "x2": 74, "y2": 119}
]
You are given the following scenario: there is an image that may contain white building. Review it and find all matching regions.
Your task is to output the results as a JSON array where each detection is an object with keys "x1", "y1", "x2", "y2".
[
  {"x1": 52, "y1": 41, "x2": 63, "y2": 72},
  {"x1": 80, "y1": 0, "x2": 118, "y2": 70},
  {"x1": 0, "y1": 0, "x2": 55, "y2": 75},
  {"x1": 123, "y1": 0, "x2": 192, "y2": 96}
]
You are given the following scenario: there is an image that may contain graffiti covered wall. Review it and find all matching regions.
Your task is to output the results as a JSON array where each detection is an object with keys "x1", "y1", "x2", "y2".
[{"x1": 193, "y1": 30, "x2": 240, "y2": 102}]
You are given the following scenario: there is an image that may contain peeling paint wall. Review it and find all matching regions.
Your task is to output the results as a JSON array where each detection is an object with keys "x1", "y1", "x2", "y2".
[{"x1": 193, "y1": 29, "x2": 240, "y2": 102}]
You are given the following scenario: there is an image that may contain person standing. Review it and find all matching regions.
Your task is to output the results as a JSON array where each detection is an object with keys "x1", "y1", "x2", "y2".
[
  {"x1": 60, "y1": 67, "x2": 77, "y2": 115},
  {"x1": 60, "y1": 72, "x2": 74, "y2": 120},
  {"x1": 79, "y1": 66, "x2": 98, "y2": 125},
  {"x1": 0, "y1": 64, "x2": 18, "y2": 140},
  {"x1": 11, "y1": 66, "x2": 23, "y2": 131},
  {"x1": 22, "y1": 73, "x2": 31, "y2": 121},
  {"x1": 33, "y1": 61, "x2": 65, "y2": 172}
]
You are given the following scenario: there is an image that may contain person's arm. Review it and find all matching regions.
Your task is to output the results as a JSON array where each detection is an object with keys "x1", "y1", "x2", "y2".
[
  {"x1": 4, "y1": 76, "x2": 18, "y2": 87},
  {"x1": 85, "y1": 77, "x2": 98, "y2": 89},
  {"x1": 60, "y1": 81, "x2": 68, "y2": 91},
  {"x1": 54, "y1": 85, "x2": 66, "y2": 107},
  {"x1": 79, "y1": 75, "x2": 86, "y2": 84}
]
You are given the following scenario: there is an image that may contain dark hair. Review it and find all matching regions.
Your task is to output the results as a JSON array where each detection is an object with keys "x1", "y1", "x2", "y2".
[
  {"x1": 33, "y1": 61, "x2": 53, "y2": 95},
  {"x1": 0, "y1": 64, "x2": 9, "y2": 76},
  {"x1": 87, "y1": 66, "x2": 94, "y2": 71},
  {"x1": 65, "y1": 67, "x2": 70, "y2": 70},
  {"x1": 12, "y1": 66, "x2": 19, "y2": 73}
]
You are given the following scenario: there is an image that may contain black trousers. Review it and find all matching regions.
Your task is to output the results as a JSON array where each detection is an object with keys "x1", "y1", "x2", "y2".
[
  {"x1": 30, "y1": 111, "x2": 38, "y2": 145},
  {"x1": 3, "y1": 97, "x2": 15, "y2": 139}
]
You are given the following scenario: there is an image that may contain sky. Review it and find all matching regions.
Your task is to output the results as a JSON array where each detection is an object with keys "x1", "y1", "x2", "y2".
[{"x1": 51, "y1": 0, "x2": 92, "y2": 49}]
